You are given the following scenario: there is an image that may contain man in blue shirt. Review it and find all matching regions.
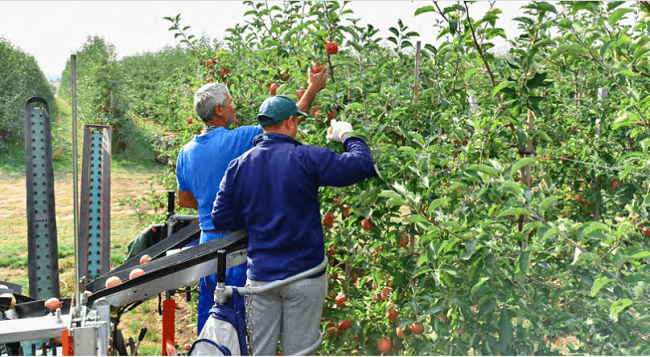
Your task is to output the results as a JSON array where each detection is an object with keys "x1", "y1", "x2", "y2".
[
  {"x1": 177, "y1": 67, "x2": 327, "y2": 336},
  {"x1": 210, "y1": 95, "x2": 377, "y2": 355}
]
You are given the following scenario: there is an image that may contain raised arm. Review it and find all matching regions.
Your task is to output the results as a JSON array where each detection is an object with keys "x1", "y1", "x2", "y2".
[
  {"x1": 307, "y1": 120, "x2": 377, "y2": 187},
  {"x1": 296, "y1": 63, "x2": 327, "y2": 125}
]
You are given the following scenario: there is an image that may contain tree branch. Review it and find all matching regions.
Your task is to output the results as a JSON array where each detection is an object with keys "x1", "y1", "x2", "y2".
[{"x1": 464, "y1": 1, "x2": 502, "y2": 104}]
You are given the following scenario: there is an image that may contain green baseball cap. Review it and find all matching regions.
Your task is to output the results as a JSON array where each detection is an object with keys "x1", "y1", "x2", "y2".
[{"x1": 257, "y1": 95, "x2": 308, "y2": 126}]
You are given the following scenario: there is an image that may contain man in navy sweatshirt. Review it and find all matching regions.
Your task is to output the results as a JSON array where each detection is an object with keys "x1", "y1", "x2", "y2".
[{"x1": 210, "y1": 94, "x2": 377, "y2": 355}]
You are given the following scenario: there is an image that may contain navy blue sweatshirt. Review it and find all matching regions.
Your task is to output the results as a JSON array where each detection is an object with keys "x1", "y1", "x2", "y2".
[{"x1": 211, "y1": 132, "x2": 377, "y2": 281}]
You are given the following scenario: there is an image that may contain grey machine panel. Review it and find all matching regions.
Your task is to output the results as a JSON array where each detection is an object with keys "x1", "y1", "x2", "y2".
[
  {"x1": 23, "y1": 97, "x2": 59, "y2": 299},
  {"x1": 78, "y1": 125, "x2": 112, "y2": 282}
]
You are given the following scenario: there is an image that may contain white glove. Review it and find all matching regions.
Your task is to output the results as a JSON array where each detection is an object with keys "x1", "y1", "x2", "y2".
[{"x1": 326, "y1": 119, "x2": 353, "y2": 142}]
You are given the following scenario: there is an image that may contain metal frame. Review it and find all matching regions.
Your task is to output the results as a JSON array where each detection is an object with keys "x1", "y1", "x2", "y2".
[
  {"x1": 84, "y1": 220, "x2": 204, "y2": 293},
  {"x1": 78, "y1": 125, "x2": 112, "y2": 281},
  {"x1": 87, "y1": 231, "x2": 248, "y2": 308},
  {"x1": 23, "y1": 96, "x2": 60, "y2": 299}
]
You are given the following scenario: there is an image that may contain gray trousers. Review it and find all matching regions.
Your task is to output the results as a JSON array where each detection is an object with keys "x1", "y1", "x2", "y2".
[{"x1": 247, "y1": 273, "x2": 328, "y2": 356}]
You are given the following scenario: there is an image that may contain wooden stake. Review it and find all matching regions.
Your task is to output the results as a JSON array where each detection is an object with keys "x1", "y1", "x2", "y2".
[
  {"x1": 410, "y1": 41, "x2": 422, "y2": 256},
  {"x1": 348, "y1": 66, "x2": 352, "y2": 100},
  {"x1": 413, "y1": 41, "x2": 421, "y2": 106}
]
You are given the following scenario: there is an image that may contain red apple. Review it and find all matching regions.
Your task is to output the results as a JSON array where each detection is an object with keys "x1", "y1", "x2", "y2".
[
  {"x1": 129, "y1": 268, "x2": 145, "y2": 280},
  {"x1": 338, "y1": 319, "x2": 352, "y2": 331},
  {"x1": 45, "y1": 298, "x2": 62, "y2": 312},
  {"x1": 270, "y1": 83, "x2": 280, "y2": 96},
  {"x1": 381, "y1": 287, "x2": 391, "y2": 301},
  {"x1": 361, "y1": 218, "x2": 373, "y2": 231},
  {"x1": 378, "y1": 338, "x2": 391, "y2": 353},
  {"x1": 105, "y1": 276, "x2": 122, "y2": 289},
  {"x1": 387, "y1": 306, "x2": 398, "y2": 321},
  {"x1": 398, "y1": 234, "x2": 409, "y2": 247},
  {"x1": 323, "y1": 213, "x2": 334, "y2": 229},
  {"x1": 312, "y1": 62, "x2": 324, "y2": 74},
  {"x1": 140, "y1": 255, "x2": 151, "y2": 265},
  {"x1": 410, "y1": 323, "x2": 424, "y2": 335},
  {"x1": 335, "y1": 295, "x2": 347, "y2": 308}
]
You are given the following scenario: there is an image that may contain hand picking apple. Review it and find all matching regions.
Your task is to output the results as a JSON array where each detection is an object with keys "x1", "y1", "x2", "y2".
[{"x1": 326, "y1": 119, "x2": 353, "y2": 143}]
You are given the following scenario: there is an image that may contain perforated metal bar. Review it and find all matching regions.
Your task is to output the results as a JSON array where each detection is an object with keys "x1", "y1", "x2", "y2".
[
  {"x1": 23, "y1": 97, "x2": 59, "y2": 299},
  {"x1": 78, "y1": 125, "x2": 111, "y2": 281}
]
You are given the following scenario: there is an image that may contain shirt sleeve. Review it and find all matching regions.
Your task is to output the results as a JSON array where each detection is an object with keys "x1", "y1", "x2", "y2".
[
  {"x1": 211, "y1": 161, "x2": 245, "y2": 232},
  {"x1": 306, "y1": 137, "x2": 378, "y2": 187},
  {"x1": 176, "y1": 147, "x2": 188, "y2": 192}
]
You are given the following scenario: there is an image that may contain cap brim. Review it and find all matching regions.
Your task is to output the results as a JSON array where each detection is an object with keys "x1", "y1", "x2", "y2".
[{"x1": 296, "y1": 110, "x2": 308, "y2": 118}]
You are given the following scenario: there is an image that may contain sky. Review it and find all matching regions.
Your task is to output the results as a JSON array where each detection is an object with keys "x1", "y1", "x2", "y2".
[{"x1": 0, "y1": 1, "x2": 528, "y2": 80}]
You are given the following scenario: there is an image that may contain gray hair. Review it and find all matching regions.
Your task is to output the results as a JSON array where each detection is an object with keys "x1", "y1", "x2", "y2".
[{"x1": 194, "y1": 83, "x2": 230, "y2": 122}]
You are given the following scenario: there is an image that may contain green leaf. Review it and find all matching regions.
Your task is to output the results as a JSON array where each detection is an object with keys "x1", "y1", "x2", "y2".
[
  {"x1": 428, "y1": 198, "x2": 448, "y2": 214},
  {"x1": 449, "y1": 18, "x2": 458, "y2": 36},
  {"x1": 464, "y1": 68, "x2": 480, "y2": 81},
  {"x1": 558, "y1": 18, "x2": 573, "y2": 28},
  {"x1": 522, "y1": 221, "x2": 545, "y2": 232},
  {"x1": 403, "y1": 214, "x2": 430, "y2": 224},
  {"x1": 630, "y1": 251, "x2": 650, "y2": 260},
  {"x1": 539, "y1": 196, "x2": 559, "y2": 215},
  {"x1": 414, "y1": 5, "x2": 436, "y2": 16},
  {"x1": 613, "y1": 111, "x2": 637, "y2": 130},
  {"x1": 526, "y1": 72, "x2": 549, "y2": 90},
  {"x1": 634, "y1": 45, "x2": 650, "y2": 60},
  {"x1": 535, "y1": 2, "x2": 557, "y2": 13},
  {"x1": 559, "y1": 44, "x2": 587, "y2": 55},
  {"x1": 498, "y1": 208, "x2": 529, "y2": 218},
  {"x1": 443, "y1": 4, "x2": 464, "y2": 14},
  {"x1": 542, "y1": 227, "x2": 559, "y2": 240},
  {"x1": 610, "y1": 298, "x2": 633, "y2": 321},
  {"x1": 467, "y1": 164, "x2": 500, "y2": 178},
  {"x1": 501, "y1": 181, "x2": 523, "y2": 196},
  {"x1": 379, "y1": 190, "x2": 406, "y2": 207},
  {"x1": 573, "y1": 252, "x2": 602, "y2": 266},
  {"x1": 512, "y1": 17, "x2": 534, "y2": 25},
  {"x1": 470, "y1": 277, "x2": 490, "y2": 299},
  {"x1": 591, "y1": 276, "x2": 614, "y2": 296},
  {"x1": 508, "y1": 157, "x2": 537, "y2": 179},
  {"x1": 515, "y1": 251, "x2": 531, "y2": 278},
  {"x1": 491, "y1": 81, "x2": 515, "y2": 98},
  {"x1": 609, "y1": 8, "x2": 634, "y2": 26},
  {"x1": 499, "y1": 309, "x2": 513, "y2": 349},
  {"x1": 582, "y1": 221, "x2": 609, "y2": 236},
  {"x1": 345, "y1": 102, "x2": 364, "y2": 111},
  {"x1": 417, "y1": 253, "x2": 428, "y2": 267},
  {"x1": 531, "y1": 39, "x2": 555, "y2": 51}
]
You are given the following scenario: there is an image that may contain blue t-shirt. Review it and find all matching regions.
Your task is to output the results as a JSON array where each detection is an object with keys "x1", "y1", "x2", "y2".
[
  {"x1": 211, "y1": 133, "x2": 377, "y2": 281},
  {"x1": 176, "y1": 125, "x2": 263, "y2": 242}
]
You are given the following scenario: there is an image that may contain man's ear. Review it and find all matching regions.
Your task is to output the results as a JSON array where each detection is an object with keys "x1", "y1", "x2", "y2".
[
  {"x1": 283, "y1": 116, "x2": 294, "y2": 130},
  {"x1": 214, "y1": 104, "x2": 222, "y2": 116}
]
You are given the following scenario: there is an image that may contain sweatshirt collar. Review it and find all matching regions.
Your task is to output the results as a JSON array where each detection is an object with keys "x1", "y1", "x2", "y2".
[{"x1": 252, "y1": 132, "x2": 302, "y2": 147}]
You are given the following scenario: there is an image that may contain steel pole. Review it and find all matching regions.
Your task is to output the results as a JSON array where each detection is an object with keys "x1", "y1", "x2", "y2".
[{"x1": 71, "y1": 54, "x2": 81, "y2": 313}]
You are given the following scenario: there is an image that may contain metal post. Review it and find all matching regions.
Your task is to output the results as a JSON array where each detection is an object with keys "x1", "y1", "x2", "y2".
[{"x1": 71, "y1": 54, "x2": 81, "y2": 313}]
